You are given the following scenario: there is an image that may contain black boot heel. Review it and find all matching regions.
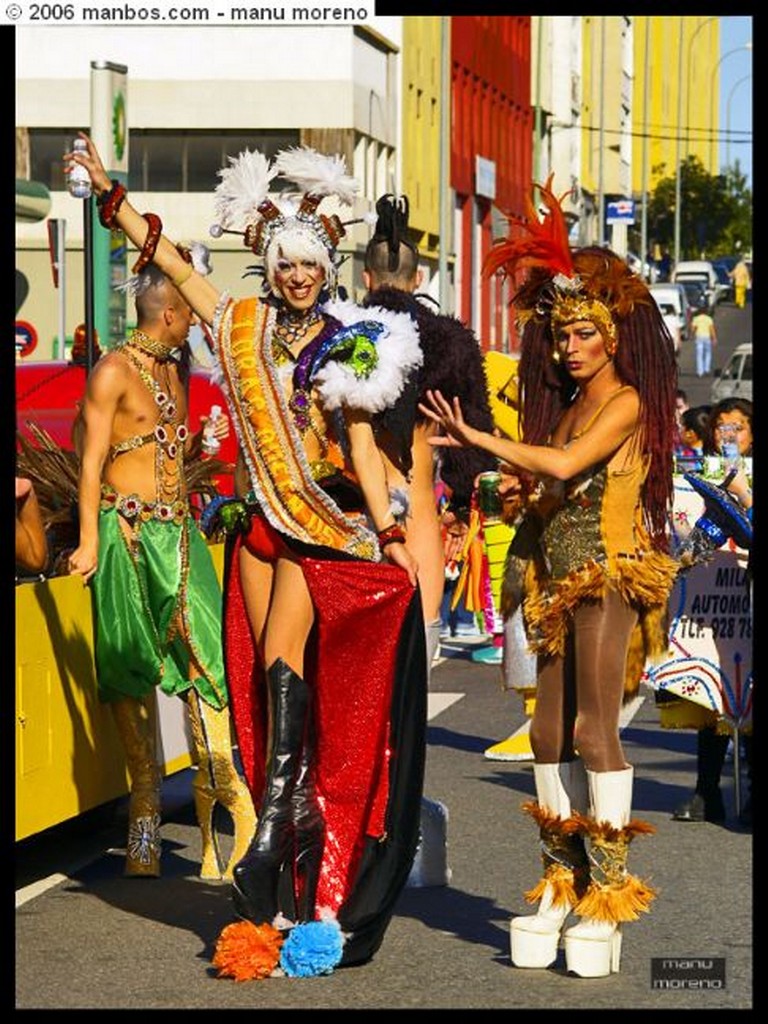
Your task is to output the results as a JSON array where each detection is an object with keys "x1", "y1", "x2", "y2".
[
  {"x1": 291, "y1": 692, "x2": 325, "y2": 923},
  {"x1": 232, "y1": 824, "x2": 295, "y2": 923},
  {"x1": 293, "y1": 818, "x2": 325, "y2": 922},
  {"x1": 231, "y1": 659, "x2": 309, "y2": 925}
]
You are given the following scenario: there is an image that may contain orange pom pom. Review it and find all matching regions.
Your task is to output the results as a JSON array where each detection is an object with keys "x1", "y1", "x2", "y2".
[{"x1": 212, "y1": 920, "x2": 284, "y2": 981}]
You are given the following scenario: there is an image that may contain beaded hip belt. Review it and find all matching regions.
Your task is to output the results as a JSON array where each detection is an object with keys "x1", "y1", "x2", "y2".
[{"x1": 100, "y1": 485, "x2": 188, "y2": 526}]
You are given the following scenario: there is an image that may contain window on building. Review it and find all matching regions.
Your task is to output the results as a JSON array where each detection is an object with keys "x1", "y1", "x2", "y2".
[
  {"x1": 28, "y1": 129, "x2": 300, "y2": 192},
  {"x1": 29, "y1": 129, "x2": 84, "y2": 192}
]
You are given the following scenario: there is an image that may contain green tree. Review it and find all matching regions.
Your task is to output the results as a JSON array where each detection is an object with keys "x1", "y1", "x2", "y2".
[
  {"x1": 719, "y1": 161, "x2": 752, "y2": 256},
  {"x1": 636, "y1": 155, "x2": 752, "y2": 259}
]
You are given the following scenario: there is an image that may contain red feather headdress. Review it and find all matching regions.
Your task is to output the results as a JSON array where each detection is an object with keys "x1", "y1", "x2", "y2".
[{"x1": 484, "y1": 176, "x2": 650, "y2": 345}]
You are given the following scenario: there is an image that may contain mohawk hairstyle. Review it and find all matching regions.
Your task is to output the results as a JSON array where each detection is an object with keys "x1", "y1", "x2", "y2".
[{"x1": 367, "y1": 194, "x2": 418, "y2": 273}]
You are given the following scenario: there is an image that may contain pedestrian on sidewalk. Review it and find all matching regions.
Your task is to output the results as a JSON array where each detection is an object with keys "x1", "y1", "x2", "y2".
[
  {"x1": 691, "y1": 299, "x2": 717, "y2": 377},
  {"x1": 728, "y1": 258, "x2": 751, "y2": 308}
]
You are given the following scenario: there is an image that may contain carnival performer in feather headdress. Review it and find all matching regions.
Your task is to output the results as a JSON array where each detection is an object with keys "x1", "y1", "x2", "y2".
[
  {"x1": 67, "y1": 136, "x2": 427, "y2": 980},
  {"x1": 420, "y1": 177, "x2": 679, "y2": 978}
]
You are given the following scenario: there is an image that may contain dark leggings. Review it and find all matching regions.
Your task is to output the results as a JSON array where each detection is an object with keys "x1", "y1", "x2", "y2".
[{"x1": 529, "y1": 588, "x2": 639, "y2": 772}]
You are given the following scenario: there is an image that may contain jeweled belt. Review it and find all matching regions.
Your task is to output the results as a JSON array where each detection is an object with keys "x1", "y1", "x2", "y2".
[{"x1": 100, "y1": 485, "x2": 188, "y2": 526}]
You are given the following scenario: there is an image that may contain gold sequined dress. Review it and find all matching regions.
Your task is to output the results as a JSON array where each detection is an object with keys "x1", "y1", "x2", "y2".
[{"x1": 522, "y1": 436, "x2": 678, "y2": 667}]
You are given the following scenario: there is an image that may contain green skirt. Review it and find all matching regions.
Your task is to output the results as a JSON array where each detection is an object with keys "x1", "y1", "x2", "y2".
[{"x1": 91, "y1": 507, "x2": 227, "y2": 710}]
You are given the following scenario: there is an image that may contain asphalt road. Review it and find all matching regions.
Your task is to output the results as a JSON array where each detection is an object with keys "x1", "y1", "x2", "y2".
[
  {"x1": 15, "y1": 636, "x2": 753, "y2": 1010},
  {"x1": 15, "y1": 297, "x2": 754, "y2": 1009}
]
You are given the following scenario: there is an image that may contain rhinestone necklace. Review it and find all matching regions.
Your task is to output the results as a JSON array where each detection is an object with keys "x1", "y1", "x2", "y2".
[
  {"x1": 126, "y1": 329, "x2": 182, "y2": 362},
  {"x1": 273, "y1": 305, "x2": 323, "y2": 348}
]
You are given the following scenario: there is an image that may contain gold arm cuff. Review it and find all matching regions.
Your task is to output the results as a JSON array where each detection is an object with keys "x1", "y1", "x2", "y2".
[{"x1": 172, "y1": 265, "x2": 194, "y2": 288}]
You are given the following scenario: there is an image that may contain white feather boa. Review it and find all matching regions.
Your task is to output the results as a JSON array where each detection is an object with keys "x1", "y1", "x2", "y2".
[{"x1": 315, "y1": 299, "x2": 422, "y2": 414}]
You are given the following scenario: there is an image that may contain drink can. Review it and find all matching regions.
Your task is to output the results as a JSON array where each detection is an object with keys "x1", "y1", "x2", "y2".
[{"x1": 477, "y1": 471, "x2": 503, "y2": 519}]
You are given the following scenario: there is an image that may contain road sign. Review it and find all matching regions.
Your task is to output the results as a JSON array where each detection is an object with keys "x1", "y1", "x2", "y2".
[
  {"x1": 15, "y1": 320, "x2": 38, "y2": 358},
  {"x1": 606, "y1": 199, "x2": 635, "y2": 225}
]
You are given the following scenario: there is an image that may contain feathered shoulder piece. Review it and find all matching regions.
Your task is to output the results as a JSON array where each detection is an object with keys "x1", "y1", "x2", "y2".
[
  {"x1": 311, "y1": 298, "x2": 423, "y2": 415},
  {"x1": 273, "y1": 146, "x2": 358, "y2": 206}
]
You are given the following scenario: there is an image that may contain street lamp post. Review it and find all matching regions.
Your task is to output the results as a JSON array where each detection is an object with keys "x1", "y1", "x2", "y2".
[
  {"x1": 640, "y1": 17, "x2": 650, "y2": 278},
  {"x1": 726, "y1": 73, "x2": 751, "y2": 172},
  {"x1": 673, "y1": 18, "x2": 684, "y2": 266},
  {"x1": 685, "y1": 15, "x2": 717, "y2": 161},
  {"x1": 597, "y1": 18, "x2": 606, "y2": 245},
  {"x1": 675, "y1": 16, "x2": 717, "y2": 267},
  {"x1": 709, "y1": 43, "x2": 752, "y2": 171}
]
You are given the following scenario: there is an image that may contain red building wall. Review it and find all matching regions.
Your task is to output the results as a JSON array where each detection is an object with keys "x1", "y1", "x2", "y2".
[{"x1": 451, "y1": 16, "x2": 531, "y2": 350}]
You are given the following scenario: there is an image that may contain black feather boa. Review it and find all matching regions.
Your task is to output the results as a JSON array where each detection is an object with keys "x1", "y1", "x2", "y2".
[{"x1": 363, "y1": 287, "x2": 496, "y2": 517}]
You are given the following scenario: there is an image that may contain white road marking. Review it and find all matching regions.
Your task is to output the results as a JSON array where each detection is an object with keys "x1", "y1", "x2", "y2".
[{"x1": 427, "y1": 693, "x2": 464, "y2": 721}]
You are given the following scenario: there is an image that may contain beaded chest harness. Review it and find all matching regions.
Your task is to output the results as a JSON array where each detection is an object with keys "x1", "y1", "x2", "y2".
[{"x1": 113, "y1": 341, "x2": 189, "y2": 511}]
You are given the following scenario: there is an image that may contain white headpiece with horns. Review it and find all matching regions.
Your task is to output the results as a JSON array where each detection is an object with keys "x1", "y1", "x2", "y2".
[{"x1": 210, "y1": 145, "x2": 365, "y2": 296}]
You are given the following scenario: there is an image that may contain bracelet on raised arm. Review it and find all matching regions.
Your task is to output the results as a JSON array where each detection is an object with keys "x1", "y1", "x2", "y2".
[{"x1": 131, "y1": 213, "x2": 163, "y2": 274}]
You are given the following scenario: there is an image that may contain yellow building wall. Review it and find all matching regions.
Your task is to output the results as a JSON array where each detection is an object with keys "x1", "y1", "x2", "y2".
[
  {"x1": 401, "y1": 16, "x2": 442, "y2": 260},
  {"x1": 581, "y1": 16, "x2": 628, "y2": 199},
  {"x1": 15, "y1": 542, "x2": 226, "y2": 841},
  {"x1": 632, "y1": 16, "x2": 720, "y2": 195}
]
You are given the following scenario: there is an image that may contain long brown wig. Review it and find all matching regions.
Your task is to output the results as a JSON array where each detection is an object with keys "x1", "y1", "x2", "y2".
[{"x1": 484, "y1": 181, "x2": 678, "y2": 549}]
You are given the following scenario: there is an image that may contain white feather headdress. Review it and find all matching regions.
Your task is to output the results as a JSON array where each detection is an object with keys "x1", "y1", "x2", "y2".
[
  {"x1": 213, "y1": 149, "x2": 277, "y2": 232},
  {"x1": 273, "y1": 146, "x2": 358, "y2": 206},
  {"x1": 209, "y1": 145, "x2": 362, "y2": 277}
]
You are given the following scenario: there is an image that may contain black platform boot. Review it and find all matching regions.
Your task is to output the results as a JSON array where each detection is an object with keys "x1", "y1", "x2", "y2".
[
  {"x1": 232, "y1": 659, "x2": 309, "y2": 924},
  {"x1": 291, "y1": 692, "x2": 325, "y2": 923}
]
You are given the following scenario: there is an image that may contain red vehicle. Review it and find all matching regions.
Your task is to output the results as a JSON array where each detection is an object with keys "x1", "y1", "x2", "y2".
[{"x1": 16, "y1": 359, "x2": 236, "y2": 496}]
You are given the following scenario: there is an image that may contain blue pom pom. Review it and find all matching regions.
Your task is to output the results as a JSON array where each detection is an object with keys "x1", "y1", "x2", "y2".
[{"x1": 279, "y1": 920, "x2": 344, "y2": 978}]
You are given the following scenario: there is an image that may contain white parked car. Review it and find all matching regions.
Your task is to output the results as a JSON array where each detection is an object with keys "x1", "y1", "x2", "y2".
[
  {"x1": 656, "y1": 302, "x2": 682, "y2": 354},
  {"x1": 711, "y1": 342, "x2": 752, "y2": 403},
  {"x1": 649, "y1": 282, "x2": 693, "y2": 342},
  {"x1": 672, "y1": 259, "x2": 721, "y2": 307}
]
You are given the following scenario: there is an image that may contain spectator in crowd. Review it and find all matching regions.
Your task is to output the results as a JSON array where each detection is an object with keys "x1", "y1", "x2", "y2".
[
  {"x1": 673, "y1": 388, "x2": 689, "y2": 451},
  {"x1": 674, "y1": 405, "x2": 710, "y2": 464},
  {"x1": 673, "y1": 397, "x2": 753, "y2": 828}
]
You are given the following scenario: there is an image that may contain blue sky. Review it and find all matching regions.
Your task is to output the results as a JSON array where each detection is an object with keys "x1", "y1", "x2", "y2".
[{"x1": 719, "y1": 16, "x2": 752, "y2": 188}]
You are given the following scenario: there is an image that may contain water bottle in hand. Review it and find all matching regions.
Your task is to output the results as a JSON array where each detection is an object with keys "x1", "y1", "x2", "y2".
[
  {"x1": 202, "y1": 405, "x2": 222, "y2": 456},
  {"x1": 67, "y1": 138, "x2": 93, "y2": 199},
  {"x1": 718, "y1": 421, "x2": 740, "y2": 477}
]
